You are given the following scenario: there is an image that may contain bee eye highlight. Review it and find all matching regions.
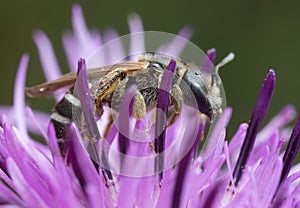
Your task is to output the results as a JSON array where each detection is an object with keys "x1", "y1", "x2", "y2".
[{"x1": 149, "y1": 62, "x2": 164, "y2": 70}]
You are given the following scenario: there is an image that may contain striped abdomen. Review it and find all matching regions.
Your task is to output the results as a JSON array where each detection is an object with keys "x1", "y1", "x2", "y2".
[{"x1": 50, "y1": 90, "x2": 82, "y2": 155}]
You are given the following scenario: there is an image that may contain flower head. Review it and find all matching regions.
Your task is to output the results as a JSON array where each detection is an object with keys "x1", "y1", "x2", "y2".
[{"x1": 0, "y1": 3, "x2": 300, "y2": 208}]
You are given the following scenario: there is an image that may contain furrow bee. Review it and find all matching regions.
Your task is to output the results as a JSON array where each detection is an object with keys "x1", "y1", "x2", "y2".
[{"x1": 26, "y1": 53, "x2": 223, "y2": 155}]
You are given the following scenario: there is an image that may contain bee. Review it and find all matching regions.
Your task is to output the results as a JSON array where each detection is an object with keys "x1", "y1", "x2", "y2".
[{"x1": 26, "y1": 53, "x2": 224, "y2": 155}]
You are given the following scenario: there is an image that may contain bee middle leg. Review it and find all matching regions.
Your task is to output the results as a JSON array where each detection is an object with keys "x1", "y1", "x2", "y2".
[
  {"x1": 132, "y1": 91, "x2": 147, "y2": 120},
  {"x1": 167, "y1": 84, "x2": 183, "y2": 126}
]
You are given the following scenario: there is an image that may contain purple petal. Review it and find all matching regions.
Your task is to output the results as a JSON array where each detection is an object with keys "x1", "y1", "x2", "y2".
[
  {"x1": 224, "y1": 141, "x2": 235, "y2": 185},
  {"x1": 47, "y1": 123, "x2": 61, "y2": 162},
  {"x1": 6, "y1": 158, "x2": 45, "y2": 207},
  {"x1": 156, "y1": 26, "x2": 193, "y2": 57},
  {"x1": 103, "y1": 28, "x2": 125, "y2": 65},
  {"x1": 86, "y1": 184, "x2": 105, "y2": 208},
  {"x1": 66, "y1": 124, "x2": 104, "y2": 200},
  {"x1": 76, "y1": 58, "x2": 102, "y2": 164},
  {"x1": 13, "y1": 54, "x2": 29, "y2": 137},
  {"x1": 191, "y1": 119, "x2": 205, "y2": 159},
  {"x1": 280, "y1": 115, "x2": 300, "y2": 183},
  {"x1": 171, "y1": 147, "x2": 192, "y2": 207},
  {"x1": 4, "y1": 124, "x2": 56, "y2": 206},
  {"x1": 62, "y1": 31, "x2": 78, "y2": 70},
  {"x1": 135, "y1": 176, "x2": 158, "y2": 207},
  {"x1": 257, "y1": 105, "x2": 296, "y2": 144},
  {"x1": 128, "y1": 13, "x2": 145, "y2": 54},
  {"x1": 117, "y1": 176, "x2": 138, "y2": 207},
  {"x1": 33, "y1": 30, "x2": 62, "y2": 101},
  {"x1": 200, "y1": 176, "x2": 230, "y2": 208},
  {"x1": 116, "y1": 85, "x2": 137, "y2": 155},
  {"x1": 248, "y1": 130, "x2": 279, "y2": 165},
  {"x1": 72, "y1": 4, "x2": 98, "y2": 57},
  {"x1": 154, "y1": 59, "x2": 176, "y2": 181},
  {"x1": 252, "y1": 148, "x2": 282, "y2": 207},
  {"x1": 273, "y1": 171, "x2": 300, "y2": 206},
  {"x1": 171, "y1": 120, "x2": 208, "y2": 208},
  {"x1": 184, "y1": 155, "x2": 226, "y2": 204},
  {"x1": 0, "y1": 106, "x2": 50, "y2": 136},
  {"x1": 76, "y1": 59, "x2": 114, "y2": 182},
  {"x1": 233, "y1": 69, "x2": 276, "y2": 185},
  {"x1": 212, "y1": 129, "x2": 226, "y2": 159},
  {"x1": 46, "y1": 124, "x2": 84, "y2": 207},
  {"x1": 203, "y1": 107, "x2": 232, "y2": 159},
  {"x1": 202, "y1": 48, "x2": 216, "y2": 74},
  {"x1": 228, "y1": 123, "x2": 248, "y2": 155},
  {"x1": 72, "y1": 4, "x2": 90, "y2": 43},
  {"x1": 0, "y1": 178, "x2": 23, "y2": 205},
  {"x1": 25, "y1": 106, "x2": 48, "y2": 140},
  {"x1": 64, "y1": 4, "x2": 102, "y2": 70},
  {"x1": 163, "y1": 26, "x2": 194, "y2": 57},
  {"x1": 206, "y1": 48, "x2": 216, "y2": 63},
  {"x1": 0, "y1": 168, "x2": 17, "y2": 192}
]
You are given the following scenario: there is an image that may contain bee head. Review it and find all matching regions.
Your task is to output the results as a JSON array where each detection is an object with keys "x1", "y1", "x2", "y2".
[
  {"x1": 182, "y1": 69, "x2": 222, "y2": 121},
  {"x1": 139, "y1": 52, "x2": 225, "y2": 121}
]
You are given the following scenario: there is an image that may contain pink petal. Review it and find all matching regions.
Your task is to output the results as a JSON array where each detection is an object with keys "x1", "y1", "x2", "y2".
[
  {"x1": 128, "y1": 13, "x2": 145, "y2": 54},
  {"x1": 33, "y1": 30, "x2": 62, "y2": 82},
  {"x1": 13, "y1": 54, "x2": 29, "y2": 137}
]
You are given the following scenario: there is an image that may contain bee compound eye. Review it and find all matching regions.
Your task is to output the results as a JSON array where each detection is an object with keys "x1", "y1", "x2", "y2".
[{"x1": 182, "y1": 70, "x2": 213, "y2": 120}]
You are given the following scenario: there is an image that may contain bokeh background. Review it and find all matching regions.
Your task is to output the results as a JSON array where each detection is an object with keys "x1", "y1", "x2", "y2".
[{"x1": 0, "y1": 0, "x2": 299, "y2": 138}]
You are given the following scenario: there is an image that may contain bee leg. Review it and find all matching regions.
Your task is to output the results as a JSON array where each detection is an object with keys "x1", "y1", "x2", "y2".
[
  {"x1": 132, "y1": 91, "x2": 146, "y2": 120},
  {"x1": 90, "y1": 69, "x2": 126, "y2": 119},
  {"x1": 103, "y1": 113, "x2": 113, "y2": 138},
  {"x1": 94, "y1": 102, "x2": 104, "y2": 120},
  {"x1": 167, "y1": 84, "x2": 183, "y2": 126}
]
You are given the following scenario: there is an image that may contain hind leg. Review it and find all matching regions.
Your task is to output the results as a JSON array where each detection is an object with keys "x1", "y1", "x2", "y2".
[{"x1": 167, "y1": 84, "x2": 183, "y2": 126}]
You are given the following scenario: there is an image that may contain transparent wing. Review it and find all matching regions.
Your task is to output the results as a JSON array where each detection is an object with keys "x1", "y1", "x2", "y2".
[{"x1": 26, "y1": 61, "x2": 149, "y2": 98}]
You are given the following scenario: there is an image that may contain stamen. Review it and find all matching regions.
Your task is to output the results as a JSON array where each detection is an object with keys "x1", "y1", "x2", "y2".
[
  {"x1": 279, "y1": 115, "x2": 300, "y2": 183},
  {"x1": 154, "y1": 59, "x2": 176, "y2": 183},
  {"x1": 233, "y1": 69, "x2": 276, "y2": 186}
]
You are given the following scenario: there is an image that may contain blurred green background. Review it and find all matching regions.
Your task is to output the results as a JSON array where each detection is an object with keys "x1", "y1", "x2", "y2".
[{"x1": 0, "y1": 0, "x2": 299, "y2": 138}]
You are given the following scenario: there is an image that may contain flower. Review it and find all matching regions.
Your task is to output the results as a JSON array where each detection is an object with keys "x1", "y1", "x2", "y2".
[{"x1": 1, "y1": 3, "x2": 300, "y2": 208}]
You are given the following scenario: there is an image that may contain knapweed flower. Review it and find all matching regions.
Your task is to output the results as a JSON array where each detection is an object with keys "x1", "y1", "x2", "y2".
[{"x1": 0, "y1": 3, "x2": 300, "y2": 208}]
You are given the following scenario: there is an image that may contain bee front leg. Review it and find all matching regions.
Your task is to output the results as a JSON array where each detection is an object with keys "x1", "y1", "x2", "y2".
[{"x1": 167, "y1": 84, "x2": 183, "y2": 126}]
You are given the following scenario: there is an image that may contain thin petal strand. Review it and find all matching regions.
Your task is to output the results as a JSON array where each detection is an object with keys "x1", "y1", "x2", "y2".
[
  {"x1": 154, "y1": 60, "x2": 176, "y2": 182},
  {"x1": 280, "y1": 115, "x2": 300, "y2": 183},
  {"x1": 13, "y1": 54, "x2": 29, "y2": 137}
]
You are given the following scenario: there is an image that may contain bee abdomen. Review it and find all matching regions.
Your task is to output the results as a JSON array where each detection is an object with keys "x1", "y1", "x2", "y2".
[{"x1": 51, "y1": 92, "x2": 82, "y2": 154}]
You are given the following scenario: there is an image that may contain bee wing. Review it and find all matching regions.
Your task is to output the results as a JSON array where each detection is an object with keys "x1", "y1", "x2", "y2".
[
  {"x1": 26, "y1": 61, "x2": 149, "y2": 98},
  {"x1": 26, "y1": 72, "x2": 77, "y2": 98}
]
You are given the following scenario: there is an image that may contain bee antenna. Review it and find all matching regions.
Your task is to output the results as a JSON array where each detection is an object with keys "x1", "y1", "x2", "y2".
[
  {"x1": 211, "y1": 52, "x2": 235, "y2": 86},
  {"x1": 216, "y1": 52, "x2": 235, "y2": 73}
]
